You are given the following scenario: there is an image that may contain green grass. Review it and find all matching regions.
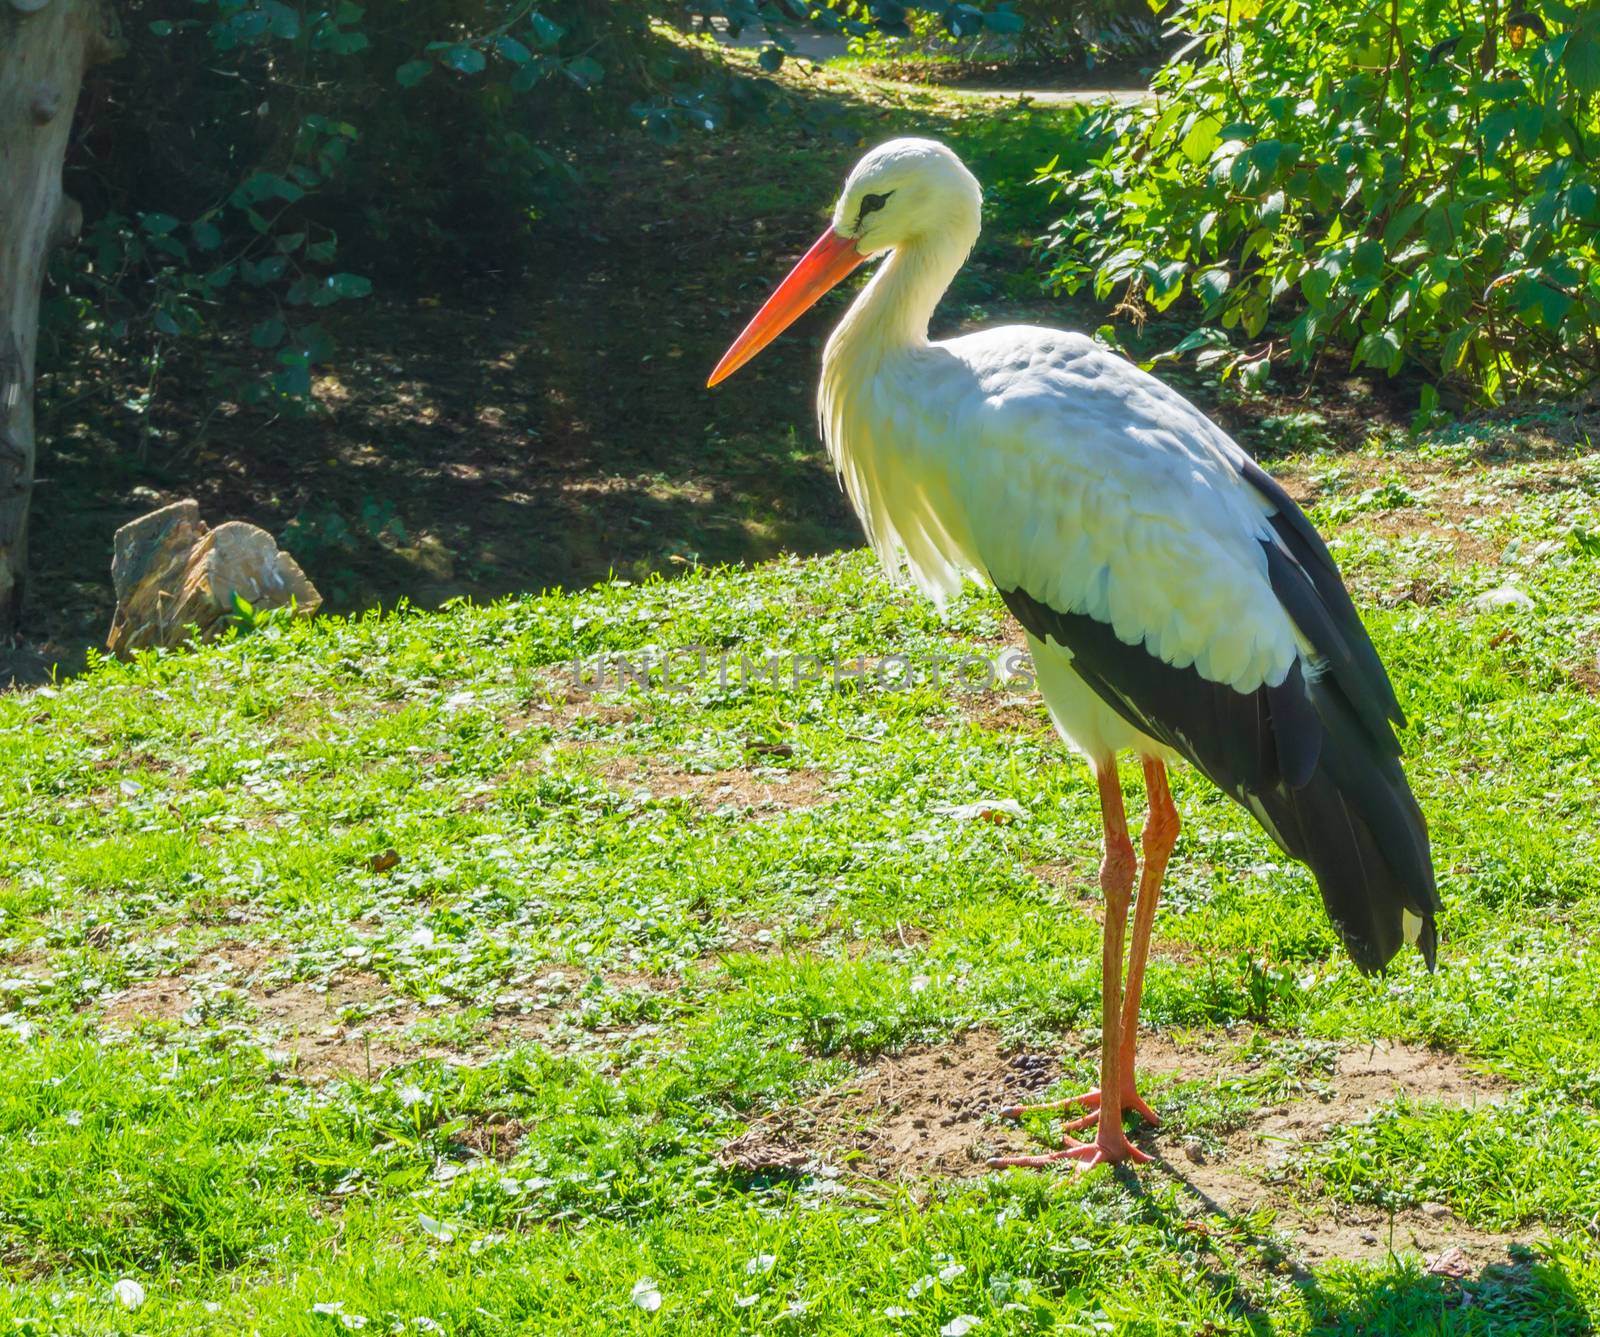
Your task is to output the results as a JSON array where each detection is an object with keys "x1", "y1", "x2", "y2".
[{"x1": 2, "y1": 418, "x2": 1598, "y2": 1332}]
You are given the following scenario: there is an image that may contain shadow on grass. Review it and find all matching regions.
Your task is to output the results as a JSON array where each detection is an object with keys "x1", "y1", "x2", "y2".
[
  {"x1": 13, "y1": 61, "x2": 1100, "y2": 686},
  {"x1": 1120, "y1": 1159, "x2": 1595, "y2": 1336}
]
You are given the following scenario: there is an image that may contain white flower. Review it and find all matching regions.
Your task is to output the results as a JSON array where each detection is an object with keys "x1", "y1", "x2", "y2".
[
  {"x1": 745, "y1": 1253, "x2": 777, "y2": 1274},
  {"x1": 415, "y1": 1214, "x2": 455, "y2": 1243},
  {"x1": 111, "y1": 1279, "x2": 145, "y2": 1311},
  {"x1": 631, "y1": 1278, "x2": 662, "y2": 1313},
  {"x1": 940, "y1": 1317, "x2": 982, "y2": 1337}
]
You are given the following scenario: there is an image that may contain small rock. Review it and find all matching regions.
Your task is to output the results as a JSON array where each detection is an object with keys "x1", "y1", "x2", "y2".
[
  {"x1": 1182, "y1": 1138, "x2": 1206, "y2": 1165},
  {"x1": 1420, "y1": 1201, "x2": 1452, "y2": 1220},
  {"x1": 106, "y1": 500, "x2": 320, "y2": 657},
  {"x1": 1360, "y1": 1232, "x2": 1379, "y2": 1246},
  {"x1": 1427, "y1": 1246, "x2": 1473, "y2": 1279}
]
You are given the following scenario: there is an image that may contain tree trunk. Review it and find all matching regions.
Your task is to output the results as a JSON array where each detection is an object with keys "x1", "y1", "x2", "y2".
[{"x1": 0, "y1": 0, "x2": 113, "y2": 632}]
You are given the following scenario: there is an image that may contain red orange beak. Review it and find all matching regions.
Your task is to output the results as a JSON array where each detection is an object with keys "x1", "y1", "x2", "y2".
[{"x1": 707, "y1": 228, "x2": 865, "y2": 387}]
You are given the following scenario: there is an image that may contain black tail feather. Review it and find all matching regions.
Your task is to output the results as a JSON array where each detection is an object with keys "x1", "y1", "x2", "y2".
[{"x1": 1000, "y1": 586, "x2": 1439, "y2": 974}]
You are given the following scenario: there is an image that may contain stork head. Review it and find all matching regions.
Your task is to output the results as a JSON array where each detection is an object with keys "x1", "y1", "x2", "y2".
[
  {"x1": 832, "y1": 137, "x2": 983, "y2": 259},
  {"x1": 708, "y1": 137, "x2": 982, "y2": 387}
]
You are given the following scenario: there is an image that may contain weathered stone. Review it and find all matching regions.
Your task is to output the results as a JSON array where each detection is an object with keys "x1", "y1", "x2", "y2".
[{"x1": 106, "y1": 499, "x2": 320, "y2": 657}]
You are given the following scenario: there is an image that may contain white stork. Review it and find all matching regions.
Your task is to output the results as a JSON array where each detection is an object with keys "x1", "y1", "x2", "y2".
[{"x1": 707, "y1": 138, "x2": 1438, "y2": 1169}]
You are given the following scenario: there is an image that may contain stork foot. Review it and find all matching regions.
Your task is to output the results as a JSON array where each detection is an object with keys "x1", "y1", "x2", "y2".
[
  {"x1": 987, "y1": 1130, "x2": 1150, "y2": 1172},
  {"x1": 998, "y1": 1086, "x2": 1160, "y2": 1129}
]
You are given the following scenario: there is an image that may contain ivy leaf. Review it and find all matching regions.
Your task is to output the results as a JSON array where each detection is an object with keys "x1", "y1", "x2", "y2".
[{"x1": 396, "y1": 60, "x2": 431, "y2": 87}]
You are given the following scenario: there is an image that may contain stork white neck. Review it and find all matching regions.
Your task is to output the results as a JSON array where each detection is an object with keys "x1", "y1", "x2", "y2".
[
  {"x1": 823, "y1": 222, "x2": 977, "y2": 372},
  {"x1": 816, "y1": 213, "x2": 983, "y2": 606}
]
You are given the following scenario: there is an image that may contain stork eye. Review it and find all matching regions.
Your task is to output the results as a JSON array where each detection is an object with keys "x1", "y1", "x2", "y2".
[{"x1": 861, "y1": 192, "x2": 891, "y2": 216}]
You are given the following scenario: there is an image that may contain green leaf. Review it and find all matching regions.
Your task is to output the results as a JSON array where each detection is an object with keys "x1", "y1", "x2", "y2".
[
  {"x1": 1562, "y1": 25, "x2": 1600, "y2": 93},
  {"x1": 263, "y1": 1, "x2": 299, "y2": 40},
  {"x1": 1351, "y1": 239, "x2": 1385, "y2": 279},
  {"x1": 528, "y1": 12, "x2": 566, "y2": 49},
  {"x1": 945, "y1": 4, "x2": 985, "y2": 38},
  {"x1": 1178, "y1": 114, "x2": 1222, "y2": 166},
  {"x1": 565, "y1": 55, "x2": 605, "y2": 88},
  {"x1": 1512, "y1": 275, "x2": 1575, "y2": 329},
  {"x1": 442, "y1": 45, "x2": 486, "y2": 76},
  {"x1": 1195, "y1": 267, "x2": 1232, "y2": 307},
  {"x1": 396, "y1": 60, "x2": 431, "y2": 87},
  {"x1": 251, "y1": 317, "x2": 287, "y2": 349},
  {"x1": 153, "y1": 309, "x2": 180, "y2": 336},
  {"x1": 644, "y1": 110, "x2": 678, "y2": 146},
  {"x1": 242, "y1": 256, "x2": 288, "y2": 286},
  {"x1": 191, "y1": 220, "x2": 223, "y2": 252},
  {"x1": 1238, "y1": 358, "x2": 1271, "y2": 393},
  {"x1": 1353, "y1": 327, "x2": 1402, "y2": 372},
  {"x1": 495, "y1": 36, "x2": 531, "y2": 66},
  {"x1": 758, "y1": 47, "x2": 785, "y2": 72},
  {"x1": 1381, "y1": 202, "x2": 1426, "y2": 250}
]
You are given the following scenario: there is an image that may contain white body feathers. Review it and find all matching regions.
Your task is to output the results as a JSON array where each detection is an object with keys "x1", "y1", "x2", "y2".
[{"x1": 816, "y1": 141, "x2": 1311, "y2": 765}]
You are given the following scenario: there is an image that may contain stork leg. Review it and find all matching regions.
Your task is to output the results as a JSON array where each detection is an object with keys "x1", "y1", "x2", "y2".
[
  {"x1": 1115, "y1": 757, "x2": 1178, "y2": 1115},
  {"x1": 989, "y1": 762, "x2": 1149, "y2": 1169},
  {"x1": 996, "y1": 757, "x2": 1176, "y2": 1139}
]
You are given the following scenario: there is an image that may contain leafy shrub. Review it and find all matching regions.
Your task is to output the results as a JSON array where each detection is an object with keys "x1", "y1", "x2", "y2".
[
  {"x1": 1041, "y1": 0, "x2": 1600, "y2": 402},
  {"x1": 47, "y1": 0, "x2": 1024, "y2": 421}
]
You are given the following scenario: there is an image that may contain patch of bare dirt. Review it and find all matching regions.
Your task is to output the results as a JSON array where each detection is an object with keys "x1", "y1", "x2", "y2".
[
  {"x1": 719, "y1": 1029, "x2": 1059, "y2": 1179},
  {"x1": 963, "y1": 696, "x2": 1053, "y2": 737},
  {"x1": 1138, "y1": 1035, "x2": 1522, "y2": 1270},
  {"x1": 99, "y1": 952, "x2": 676, "y2": 1077},
  {"x1": 453, "y1": 1115, "x2": 530, "y2": 1161},
  {"x1": 720, "y1": 1029, "x2": 1531, "y2": 1272},
  {"x1": 580, "y1": 748, "x2": 833, "y2": 812}
]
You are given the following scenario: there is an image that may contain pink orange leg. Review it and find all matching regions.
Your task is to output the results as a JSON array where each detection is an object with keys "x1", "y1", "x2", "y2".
[
  {"x1": 990, "y1": 763, "x2": 1148, "y2": 1169},
  {"x1": 998, "y1": 758, "x2": 1177, "y2": 1136}
]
